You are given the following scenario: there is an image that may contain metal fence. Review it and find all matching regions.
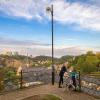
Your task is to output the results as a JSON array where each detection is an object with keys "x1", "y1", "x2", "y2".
[
  {"x1": 20, "y1": 68, "x2": 53, "y2": 88},
  {"x1": 0, "y1": 68, "x2": 82, "y2": 93},
  {"x1": 0, "y1": 68, "x2": 54, "y2": 93}
]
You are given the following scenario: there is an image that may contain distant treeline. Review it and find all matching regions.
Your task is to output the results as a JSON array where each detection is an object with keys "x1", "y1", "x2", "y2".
[{"x1": 0, "y1": 51, "x2": 100, "y2": 73}]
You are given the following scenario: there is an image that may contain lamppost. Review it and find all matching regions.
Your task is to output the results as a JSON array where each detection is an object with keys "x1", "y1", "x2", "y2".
[{"x1": 46, "y1": 5, "x2": 55, "y2": 85}]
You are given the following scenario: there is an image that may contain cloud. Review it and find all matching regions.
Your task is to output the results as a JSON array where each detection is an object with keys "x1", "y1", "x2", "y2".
[
  {"x1": 0, "y1": 45, "x2": 84, "y2": 57},
  {"x1": 52, "y1": 1, "x2": 100, "y2": 31},
  {"x1": 0, "y1": 38, "x2": 99, "y2": 57},
  {"x1": 0, "y1": 37, "x2": 51, "y2": 47},
  {"x1": 0, "y1": 36, "x2": 99, "y2": 57},
  {"x1": 0, "y1": 0, "x2": 100, "y2": 31},
  {"x1": 0, "y1": 0, "x2": 49, "y2": 20},
  {"x1": 88, "y1": 0, "x2": 100, "y2": 6}
]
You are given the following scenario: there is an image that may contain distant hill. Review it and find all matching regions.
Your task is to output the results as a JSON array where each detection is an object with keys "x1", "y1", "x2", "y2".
[
  {"x1": 59, "y1": 55, "x2": 74, "y2": 63},
  {"x1": 32, "y1": 55, "x2": 58, "y2": 61},
  {"x1": 0, "y1": 54, "x2": 75, "y2": 68}
]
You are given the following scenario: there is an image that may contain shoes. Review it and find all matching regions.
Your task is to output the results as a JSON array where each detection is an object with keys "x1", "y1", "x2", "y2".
[{"x1": 59, "y1": 86, "x2": 62, "y2": 88}]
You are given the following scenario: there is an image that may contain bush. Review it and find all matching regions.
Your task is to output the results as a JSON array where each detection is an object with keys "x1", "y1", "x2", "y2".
[
  {"x1": 80, "y1": 62, "x2": 97, "y2": 73},
  {"x1": 76, "y1": 55, "x2": 98, "y2": 73},
  {"x1": 0, "y1": 68, "x2": 4, "y2": 91}
]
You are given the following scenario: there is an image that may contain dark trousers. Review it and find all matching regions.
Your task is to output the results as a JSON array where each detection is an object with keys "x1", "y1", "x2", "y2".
[
  {"x1": 72, "y1": 76, "x2": 76, "y2": 90},
  {"x1": 59, "y1": 75, "x2": 63, "y2": 87}
]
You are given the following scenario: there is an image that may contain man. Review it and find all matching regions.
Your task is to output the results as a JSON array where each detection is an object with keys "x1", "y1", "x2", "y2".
[{"x1": 59, "y1": 63, "x2": 67, "y2": 88}]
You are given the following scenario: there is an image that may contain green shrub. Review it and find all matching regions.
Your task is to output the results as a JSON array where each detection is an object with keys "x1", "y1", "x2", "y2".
[
  {"x1": 80, "y1": 62, "x2": 97, "y2": 73},
  {"x1": 0, "y1": 68, "x2": 4, "y2": 91},
  {"x1": 76, "y1": 55, "x2": 98, "y2": 73}
]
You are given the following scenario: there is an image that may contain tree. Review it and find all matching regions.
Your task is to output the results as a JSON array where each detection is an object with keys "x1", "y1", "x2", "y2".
[
  {"x1": 76, "y1": 52, "x2": 99, "y2": 73},
  {"x1": 86, "y1": 55, "x2": 99, "y2": 65},
  {"x1": 86, "y1": 51, "x2": 94, "y2": 56},
  {"x1": 76, "y1": 57, "x2": 85, "y2": 71},
  {"x1": 96, "y1": 62, "x2": 100, "y2": 72},
  {"x1": 96, "y1": 52, "x2": 100, "y2": 60},
  {"x1": 59, "y1": 55, "x2": 73, "y2": 64}
]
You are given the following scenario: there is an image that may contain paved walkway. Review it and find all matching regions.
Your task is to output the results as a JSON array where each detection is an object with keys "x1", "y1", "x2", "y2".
[{"x1": 0, "y1": 84, "x2": 99, "y2": 100}]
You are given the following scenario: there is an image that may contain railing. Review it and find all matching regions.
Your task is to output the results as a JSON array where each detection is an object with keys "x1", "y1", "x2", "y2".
[
  {"x1": 0, "y1": 69, "x2": 81, "y2": 93},
  {"x1": 19, "y1": 71, "x2": 100, "y2": 97},
  {"x1": 21, "y1": 68, "x2": 57, "y2": 87},
  {"x1": 0, "y1": 68, "x2": 54, "y2": 93}
]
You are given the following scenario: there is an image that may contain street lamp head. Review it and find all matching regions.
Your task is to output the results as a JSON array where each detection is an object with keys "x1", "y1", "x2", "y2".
[{"x1": 46, "y1": 6, "x2": 52, "y2": 13}]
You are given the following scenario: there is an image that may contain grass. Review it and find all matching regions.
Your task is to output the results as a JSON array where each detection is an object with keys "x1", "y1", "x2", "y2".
[
  {"x1": 42, "y1": 94, "x2": 61, "y2": 100},
  {"x1": 22, "y1": 94, "x2": 62, "y2": 100}
]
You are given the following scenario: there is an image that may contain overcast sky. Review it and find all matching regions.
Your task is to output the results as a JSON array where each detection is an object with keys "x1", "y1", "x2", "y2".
[{"x1": 0, "y1": 0, "x2": 100, "y2": 57}]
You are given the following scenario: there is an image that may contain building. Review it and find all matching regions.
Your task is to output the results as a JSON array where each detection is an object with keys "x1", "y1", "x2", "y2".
[{"x1": 13, "y1": 52, "x2": 19, "y2": 56}]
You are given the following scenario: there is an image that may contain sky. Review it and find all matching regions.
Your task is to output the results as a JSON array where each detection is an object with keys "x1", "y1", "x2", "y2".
[{"x1": 0, "y1": 0, "x2": 100, "y2": 57}]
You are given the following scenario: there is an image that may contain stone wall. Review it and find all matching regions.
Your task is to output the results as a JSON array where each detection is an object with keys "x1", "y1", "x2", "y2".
[
  {"x1": 81, "y1": 76, "x2": 100, "y2": 97},
  {"x1": 22, "y1": 68, "x2": 59, "y2": 84},
  {"x1": 22, "y1": 68, "x2": 100, "y2": 97},
  {"x1": 22, "y1": 69, "x2": 100, "y2": 97}
]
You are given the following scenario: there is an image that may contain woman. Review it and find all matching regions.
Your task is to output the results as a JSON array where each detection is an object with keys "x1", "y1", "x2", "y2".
[{"x1": 59, "y1": 63, "x2": 67, "y2": 88}]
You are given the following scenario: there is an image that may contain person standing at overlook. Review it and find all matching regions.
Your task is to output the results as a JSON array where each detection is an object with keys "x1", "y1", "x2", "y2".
[{"x1": 59, "y1": 63, "x2": 68, "y2": 88}]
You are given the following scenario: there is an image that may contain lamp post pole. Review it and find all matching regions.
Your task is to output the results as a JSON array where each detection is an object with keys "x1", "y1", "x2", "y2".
[
  {"x1": 51, "y1": 5, "x2": 55, "y2": 85},
  {"x1": 46, "y1": 5, "x2": 55, "y2": 85}
]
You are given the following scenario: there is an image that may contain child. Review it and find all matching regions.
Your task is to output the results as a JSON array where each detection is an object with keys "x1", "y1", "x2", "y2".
[{"x1": 70, "y1": 68, "x2": 78, "y2": 91}]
